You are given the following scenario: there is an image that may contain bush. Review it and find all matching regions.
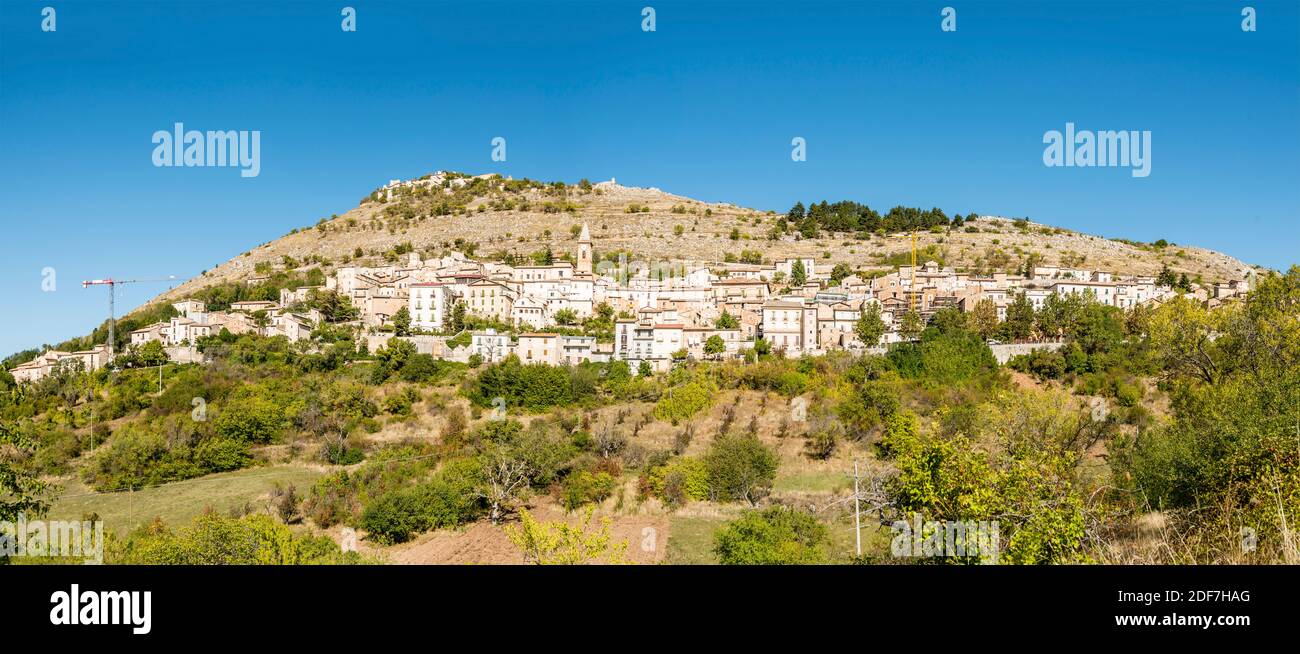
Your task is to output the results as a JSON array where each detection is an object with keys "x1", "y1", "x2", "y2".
[
  {"x1": 653, "y1": 376, "x2": 716, "y2": 424},
  {"x1": 399, "y1": 354, "x2": 456, "y2": 383},
  {"x1": 383, "y1": 388, "x2": 418, "y2": 415},
  {"x1": 359, "y1": 458, "x2": 485, "y2": 544},
  {"x1": 560, "y1": 470, "x2": 617, "y2": 511},
  {"x1": 888, "y1": 332, "x2": 996, "y2": 384},
  {"x1": 644, "y1": 456, "x2": 709, "y2": 507},
  {"x1": 83, "y1": 422, "x2": 251, "y2": 491},
  {"x1": 113, "y1": 513, "x2": 358, "y2": 565},
  {"x1": 881, "y1": 406, "x2": 1089, "y2": 564},
  {"x1": 215, "y1": 393, "x2": 285, "y2": 443},
  {"x1": 1011, "y1": 349, "x2": 1065, "y2": 380},
  {"x1": 469, "y1": 356, "x2": 575, "y2": 410},
  {"x1": 713, "y1": 506, "x2": 830, "y2": 565},
  {"x1": 703, "y1": 433, "x2": 779, "y2": 504},
  {"x1": 804, "y1": 426, "x2": 839, "y2": 460}
]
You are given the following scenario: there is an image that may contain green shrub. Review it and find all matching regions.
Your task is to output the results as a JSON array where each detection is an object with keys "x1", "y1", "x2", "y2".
[
  {"x1": 653, "y1": 376, "x2": 716, "y2": 424},
  {"x1": 703, "y1": 433, "x2": 778, "y2": 504},
  {"x1": 469, "y1": 356, "x2": 575, "y2": 410},
  {"x1": 359, "y1": 458, "x2": 485, "y2": 544},
  {"x1": 645, "y1": 456, "x2": 709, "y2": 507},
  {"x1": 713, "y1": 506, "x2": 830, "y2": 565},
  {"x1": 113, "y1": 513, "x2": 359, "y2": 565},
  {"x1": 560, "y1": 471, "x2": 617, "y2": 511},
  {"x1": 84, "y1": 422, "x2": 251, "y2": 491},
  {"x1": 215, "y1": 393, "x2": 285, "y2": 443}
]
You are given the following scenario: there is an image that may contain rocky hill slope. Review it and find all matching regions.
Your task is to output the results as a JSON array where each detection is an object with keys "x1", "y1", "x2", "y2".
[{"x1": 157, "y1": 170, "x2": 1257, "y2": 303}]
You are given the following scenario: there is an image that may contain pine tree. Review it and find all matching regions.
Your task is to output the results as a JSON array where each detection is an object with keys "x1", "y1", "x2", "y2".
[
  {"x1": 1156, "y1": 264, "x2": 1177, "y2": 288},
  {"x1": 791, "y1": 260, "x2": 807, "y2": 286}
]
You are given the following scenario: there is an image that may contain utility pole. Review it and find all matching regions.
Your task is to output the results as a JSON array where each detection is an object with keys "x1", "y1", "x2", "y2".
[{"x1": 849, "y1": 459, "x2": 865, "y2": 557}]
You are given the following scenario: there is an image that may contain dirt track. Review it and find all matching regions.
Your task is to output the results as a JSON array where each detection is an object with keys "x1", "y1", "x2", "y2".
[{"x1": 383, "y1": 504, "x2": 670, "y2": 565}]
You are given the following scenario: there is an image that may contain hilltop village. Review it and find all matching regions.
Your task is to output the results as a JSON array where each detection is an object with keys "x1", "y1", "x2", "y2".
[{"x1": 10, "y1": 220, "x2": 1252, "y2": 383}]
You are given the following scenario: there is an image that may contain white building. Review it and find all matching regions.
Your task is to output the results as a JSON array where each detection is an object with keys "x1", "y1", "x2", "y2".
[
  {"x1": 761, "y1": 299, "x2": 818, "y2": 354},
  {"x1": 409, "y1": 282, "x2": 452, "y2": 332}
]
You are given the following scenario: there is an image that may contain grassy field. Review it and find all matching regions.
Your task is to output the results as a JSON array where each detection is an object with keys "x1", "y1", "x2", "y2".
[
  {"x1": 48, "y1": 465, "x2": 326, "y2": 536},
  {"x1": 773, "y1": 468, "x2": 852, "y2": 494},
  {"x1": 663, "y1": 515, "x2": 727, "y2": 564}
]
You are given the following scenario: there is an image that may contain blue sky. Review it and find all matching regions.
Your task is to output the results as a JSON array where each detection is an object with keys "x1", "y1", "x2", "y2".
[{"x1": 1, "y1": 0, "x2": 1297, "y2": 357}]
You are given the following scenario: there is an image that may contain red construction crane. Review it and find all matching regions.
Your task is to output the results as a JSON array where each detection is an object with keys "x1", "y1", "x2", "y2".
[{"x1": 82, "y1": 276, "x2": 178, "y2": 358}]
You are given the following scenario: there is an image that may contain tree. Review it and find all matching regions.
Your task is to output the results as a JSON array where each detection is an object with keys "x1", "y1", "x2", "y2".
[
  {"x1": 855, "y1": 303, "x2": 886, "y2": 347},
  {"x1": 927, "y1": 306, "x2": 969, "y2": 336},
  {"x1": 137, "y1": 340, "x2": 168, "y2": 367},
  {"x1": 1156, "y1": 264, "x2": 1178, "y2": 288},
  {"x1": 448, "y1": 302, "x2": 467, "y2": 333},
  {"x1": 377, "y1": 337, "x2": 417, "y2": 371},
  {"x1": 392, "y1": 306, "x2": 411, "y2": 337},
  {"x1": 704, "y1": 335, "x2": 726, "y2": 359},
  {"x1": 1144, "y1": 295, "x2": 1222, "y2": 385},
  {"x1": 791, "y1": 259, "x2": 807, "y2": 287},
  {"x1": 308, "y1": 289, "x2": 359, "y2": 323},
  {"x1": 970, "y1": 299, "x2": 999, "y2": 340},
  {"x1": 899, "y1": 310, "x2": 924, "y2": 342},
  {"x1": 637, "y1": 360, "x2": 652, "y2": 377},
  {"x1": 553, "y1": 308, "x2": 578, "y2": 326},
  {"x1": 1, "y1": 423, "x2": 49, "y2": 563},
  {"x1": 715, "y1": 311, "x2": 740, "y2": 330},
  {"x1": 829, "y1": 262, "x2": 854, "y2": 286},
  {"x1": 1019, "y1": 251, "x2": 1044, "y2": 278},
  {"x1": 250, "y1": 310, "x2": 271, "y2": 330},
  {"x1": 654, "y1": 376, "x2": 716, "y2": 423},
  {"x1": 704, "y1": 433, "x2": 779, "y2": 505},
  {"x1": 798, "y1": 216, "x2": 818, "y2": 239},
  {"x1": 476, "y1": 440, "x2": 533, "y2": 525},
  {"x1": 881, "y1": 399, "x2": 1090, "y2": 564},
  {"x1": 713, "y1": 506, "x2": 830, "y2": 565},
  {"x1": 215, "y1": 393, "x2": 286, "y2": 443},
  {"x1": 507, "y1": 507, "x2": 631, "y2": 564},
  {"x1": 1003, "y1": 292, "x2": 1036, "y2": 341},
  {"x1": 1036, "y1": 292, "x2": 1084, "y2": 340}
]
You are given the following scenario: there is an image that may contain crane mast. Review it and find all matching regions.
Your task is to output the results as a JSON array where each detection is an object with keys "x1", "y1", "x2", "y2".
[
  {"x1": 82, "y1": 276, "x2": 177, "y2": 359},
  {"x1": 910, "y1": 231, "x2": 918, "y2": 315}
]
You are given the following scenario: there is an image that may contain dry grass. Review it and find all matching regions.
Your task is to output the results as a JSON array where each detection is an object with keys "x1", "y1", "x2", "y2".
[
  {"x1": 153, "y1": 176, "x2": 1256, "y2": 310},
  {"x1": 48, "y1": 465, "x2": 326, "y2": 536}
]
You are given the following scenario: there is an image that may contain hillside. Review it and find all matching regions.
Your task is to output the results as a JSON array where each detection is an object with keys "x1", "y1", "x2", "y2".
[{"x1": 157, "y1": 171, "x2": 1257, "y2": 304}]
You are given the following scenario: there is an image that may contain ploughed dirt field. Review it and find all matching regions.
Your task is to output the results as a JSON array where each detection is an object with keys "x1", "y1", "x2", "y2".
[{"x1": 380, "y1": 503, "x2": 671, "y2": 565}]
